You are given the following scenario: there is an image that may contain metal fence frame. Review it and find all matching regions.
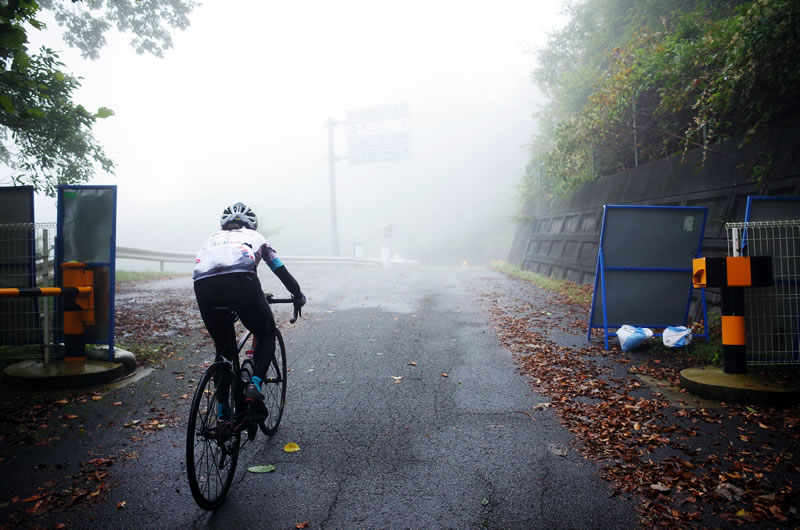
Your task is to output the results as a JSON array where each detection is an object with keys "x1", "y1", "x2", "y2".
[
  {"x1": 726, "y1": 220, "x2": 800, "y2": 365},
  {"x1": 0, "y1": 222, "x2": 57, "y2": 361}
]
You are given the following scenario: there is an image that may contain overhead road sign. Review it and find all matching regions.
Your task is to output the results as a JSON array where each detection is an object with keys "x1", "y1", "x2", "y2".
[{"x1": 346, "y1": 104, "x2": 410, "y2": 165}]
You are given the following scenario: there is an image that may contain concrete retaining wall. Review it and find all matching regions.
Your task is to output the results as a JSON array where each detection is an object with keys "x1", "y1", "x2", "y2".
[{"x1": 509, "y1": 118, "x2": 800, "y2": 285}]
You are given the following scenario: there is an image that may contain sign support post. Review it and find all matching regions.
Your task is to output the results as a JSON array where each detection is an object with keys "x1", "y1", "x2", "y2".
[{"x1": 327, "y1": 118, "x2": 343, "y2": 257}]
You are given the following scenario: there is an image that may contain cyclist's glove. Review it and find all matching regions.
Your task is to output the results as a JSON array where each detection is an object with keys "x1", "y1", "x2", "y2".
[{"x1": 294, "y1": 292, "x2": 306, "y2": 307}]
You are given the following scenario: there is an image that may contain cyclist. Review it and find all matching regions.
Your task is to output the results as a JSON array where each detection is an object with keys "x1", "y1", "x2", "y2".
[{"x1": 193, "y1": 202, "x2": 305, "y2": 421}]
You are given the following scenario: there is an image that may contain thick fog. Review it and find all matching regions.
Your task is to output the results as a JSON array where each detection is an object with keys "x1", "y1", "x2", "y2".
[{"x1": 22, "y1": 1, "x2": 564, "y2": 268}]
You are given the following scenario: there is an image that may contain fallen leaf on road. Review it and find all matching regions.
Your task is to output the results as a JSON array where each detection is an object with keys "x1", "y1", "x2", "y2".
[
  {"x1": 295, "y1": 522, "x2": 310, "y2": 529},
  {"x1": 248, "y1": 465, "x2": 276, "y2": 473},
  {"x1": 441, "y1": 373, "x2": 448, "y2": 377},
  {"x1": 117, "y1": 501, "x2": 126, "y2": 509},
  {"x1": 21, "y1": 493, "x2": 48, "y2": 503},
  {"x1": 391, "y1": 376, "x2": 403, "y2": 380},
  {"x1": 54, "y1": 399, "x2": 68, "y2": 405},
  {"x1": 64, "y1": 414, "x2": 78, "y2": 420},
  {"x1": 91, "y1": 396, "x2": 102, "y2": 401},
  {"x1": 283, "y1": 442, "x2": 300, "y2": 453},
  {"x1": 408, "y1": 361, "x2": 417, "y2": 366},
  {"x1": 112, "y1": 402, "x2": 122, "y2": 406}
]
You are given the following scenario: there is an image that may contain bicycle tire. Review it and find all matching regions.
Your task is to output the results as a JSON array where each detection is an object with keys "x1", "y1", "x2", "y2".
[
  {"x1": 260, "y1": 329, "x2": 287, "y2": 436},
  {"x1": 186, "y1": 362, "x2": 240, "y2": 510}
]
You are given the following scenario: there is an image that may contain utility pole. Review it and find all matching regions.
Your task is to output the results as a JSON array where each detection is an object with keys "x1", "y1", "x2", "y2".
[
  {"x1": 327, "y1": 118, "x2": 343, "y2": 257},
  {"x1": 632, "y1": 98, "x2": 639, "y2": 167}
]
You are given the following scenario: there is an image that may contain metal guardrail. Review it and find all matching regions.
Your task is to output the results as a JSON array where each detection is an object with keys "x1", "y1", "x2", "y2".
[{"x1": 115, "y1": 246, "x2": 391, "y2": 271}]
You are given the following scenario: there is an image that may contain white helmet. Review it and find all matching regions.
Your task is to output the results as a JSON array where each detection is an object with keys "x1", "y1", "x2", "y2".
[{"x1": 220, "y1": 202, "x2": 258, "y2": 230}]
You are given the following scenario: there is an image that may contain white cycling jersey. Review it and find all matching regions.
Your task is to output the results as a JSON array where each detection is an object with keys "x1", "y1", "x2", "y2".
[{"x1": 192, "y1": 227, "x2": 284, "y2": 281}]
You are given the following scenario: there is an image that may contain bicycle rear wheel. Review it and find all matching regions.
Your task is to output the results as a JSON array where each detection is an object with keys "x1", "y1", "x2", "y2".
[
  {"x1": 186, "y1": 363, "x2": 240, "y2": 510},
  {"x1": 260, "y1": 329, "x2": 287, "y2": 436}
]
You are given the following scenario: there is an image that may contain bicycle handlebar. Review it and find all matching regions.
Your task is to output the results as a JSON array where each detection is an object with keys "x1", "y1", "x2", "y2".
[{"x1": 265, "y1": 293, "x2": 302, "y2": 323}]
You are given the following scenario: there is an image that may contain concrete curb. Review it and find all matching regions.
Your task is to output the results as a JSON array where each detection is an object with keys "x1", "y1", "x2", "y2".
[
  {"x1": 2, "y1": 359, "x2": 125, "y2": 391},
  {"x1": 680, "y1": 365, "x2": 800, "y2": 406}
]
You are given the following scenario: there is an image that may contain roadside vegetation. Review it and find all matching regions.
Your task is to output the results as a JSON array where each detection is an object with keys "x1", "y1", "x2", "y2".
[
  {"x1": 524, "y1": 0, "x2": 800, "y2": 201},
  {"x1": 491, "y1": 261, "x2": 593, "y2": 306}
]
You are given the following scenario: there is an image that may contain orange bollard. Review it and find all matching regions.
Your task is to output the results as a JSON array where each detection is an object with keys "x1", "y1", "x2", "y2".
[{"x1": 61, "y1": 262, "x2": 95, "y2": 362}]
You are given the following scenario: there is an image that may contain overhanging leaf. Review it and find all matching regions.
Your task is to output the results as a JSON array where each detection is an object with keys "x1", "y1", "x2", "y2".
[
  {"x1": 94, "y1": 107, "x2": 114, "y2": 119},
  {"x1": 0, "y1": 95, "x2": 15, "y2": 115}
]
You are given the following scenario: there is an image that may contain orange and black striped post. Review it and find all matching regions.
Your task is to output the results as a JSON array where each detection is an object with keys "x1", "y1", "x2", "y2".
[
  {"x1": 692, "y1": 256, "x2": 772, "y2": 374},
  {"x1": 61, "y1": 262, "x2": 95, "y2": 362}
]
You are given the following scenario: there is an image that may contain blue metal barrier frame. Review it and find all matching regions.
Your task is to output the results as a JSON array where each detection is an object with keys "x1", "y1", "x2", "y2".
[
  {"x1": 587, "y1": 204, "x2": 709, "y2": 349},
  {"x1": 55, "y1": 185, "x2": 117, "y2": 360},
  {"x1": 741, "y1": 196, "x2": 800, "y2": 254}
]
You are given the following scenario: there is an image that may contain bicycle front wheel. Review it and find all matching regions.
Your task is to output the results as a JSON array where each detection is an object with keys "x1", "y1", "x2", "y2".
[
  {"x1": 186, "y1": 363, "x2": 239, "y2": 510},
  {"x1": 260, "y1": 329, "x2": 287, "y2": 436}
]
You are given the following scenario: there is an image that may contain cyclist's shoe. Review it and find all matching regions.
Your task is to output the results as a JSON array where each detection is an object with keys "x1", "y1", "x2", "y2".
[{"x1": 244, "y1": 380, "x2": 269, "y2": 422}]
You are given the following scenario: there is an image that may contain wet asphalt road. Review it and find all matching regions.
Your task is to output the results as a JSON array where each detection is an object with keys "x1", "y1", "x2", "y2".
[{"x1": 1, "y1": 264, "x2": 638, "y2": 528}]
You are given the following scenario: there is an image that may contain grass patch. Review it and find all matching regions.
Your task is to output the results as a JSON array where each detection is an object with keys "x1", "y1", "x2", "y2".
[
  {"x1": 491, "y1": 261, "x2": 593, "y2": 306},
  {"x1": 115, "y1": 270, "x2": 188, "y2": 284},
  {"x1": 643, "y1": 338, "x2": 722, "y2": 366}
]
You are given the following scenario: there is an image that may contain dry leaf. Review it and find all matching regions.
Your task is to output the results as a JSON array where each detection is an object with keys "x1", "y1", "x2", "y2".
[
  {"x1": 295, "y1": 522, "x2": 310, "y2": 529},
  {"x1": 408, "y1": 361, "x2": 417, "y2": 366},
  {"x1": 283, "y1": 442, "x2": 300, "y2": 453},
  {"x1": 441, "y1": 373, "x2": 448, "y2": 377},
  {"x1": 64, "y1": 414, "x2": 78, "y2": 420},
  {"x1": 117, "y1": 501, "x2": 126, "y2": 509},
  {"x1": 91, "y1": 396, "x2": 102, "y2": 401}
]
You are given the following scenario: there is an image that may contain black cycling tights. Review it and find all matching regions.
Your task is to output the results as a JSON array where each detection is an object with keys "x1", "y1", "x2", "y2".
[{"x1": 194, "y1": 272, "x2": 276, "y2": 385}]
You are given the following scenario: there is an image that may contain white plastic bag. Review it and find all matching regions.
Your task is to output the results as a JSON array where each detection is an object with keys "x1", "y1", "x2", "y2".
[
  {"x1": 616, "y1": 325, "x2": 654, "y2": 352},
  {"x1": 663, "y1": 326, "x2": 692, "y2": 348}
]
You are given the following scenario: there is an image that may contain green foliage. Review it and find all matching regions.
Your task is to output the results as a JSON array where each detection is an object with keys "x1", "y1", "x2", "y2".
[
  {"x1": 40, "y1": 0, "x2": 199, "y2": 59},
  {"x1": 1, "y1": 0, "x2": 197, "y2": 196},
  {"x1": 526, "y1": 0, "x2": 800, "y2": 200},
  {"x1": 1, "y1": 44, "x2": 115, "y2": 196}
]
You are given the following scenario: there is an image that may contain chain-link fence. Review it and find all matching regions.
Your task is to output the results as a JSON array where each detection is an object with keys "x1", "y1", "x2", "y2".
[
  {"x1": 726, "y1": 220, "x2": 800, "y2": 365},
  {"x1": 0, "y1": 222, "x2": 58, "y2": 361}
]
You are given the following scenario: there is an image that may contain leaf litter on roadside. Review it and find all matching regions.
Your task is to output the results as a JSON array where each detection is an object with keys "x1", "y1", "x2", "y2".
[{"x1": 483, "y1": 291, "x2": 800, "y2": 527}]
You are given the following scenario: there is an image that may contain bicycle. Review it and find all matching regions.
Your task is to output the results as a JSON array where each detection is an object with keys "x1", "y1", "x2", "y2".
[{"x1": 186, "y1": 293, "x2": 301, "y2": 510}]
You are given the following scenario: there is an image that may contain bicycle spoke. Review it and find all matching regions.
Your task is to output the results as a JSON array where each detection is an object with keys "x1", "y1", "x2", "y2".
[{"x1": 186, "y1": 363, "x2": 239, "y2": 510}]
